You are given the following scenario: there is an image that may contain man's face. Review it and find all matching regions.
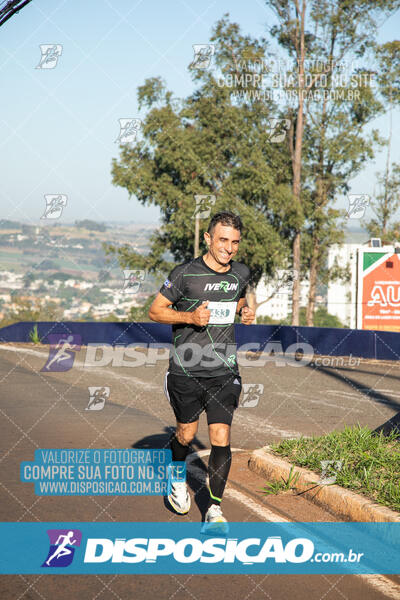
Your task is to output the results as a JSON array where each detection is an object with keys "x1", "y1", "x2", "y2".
[{"x1": 205, "y1": 223, "x2": 241, "y2": 266}]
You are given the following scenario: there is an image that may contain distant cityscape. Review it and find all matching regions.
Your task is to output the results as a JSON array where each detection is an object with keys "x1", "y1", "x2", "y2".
[
  {"x1": 0, "y1": 219, "x2": 370, "y2": 327},
  {"x1": 0, "y1": 220, "x2": 158, "y2": 325}
]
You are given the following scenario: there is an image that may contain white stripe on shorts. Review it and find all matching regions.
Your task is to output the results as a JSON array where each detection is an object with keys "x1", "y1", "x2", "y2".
[{"x1": 164, "y1": 371, "x2": 171, "y2": 403}]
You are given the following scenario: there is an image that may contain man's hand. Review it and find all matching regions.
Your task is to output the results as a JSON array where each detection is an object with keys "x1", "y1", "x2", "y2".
[
  {"x1": 241, "y1": 306, "x2": 255, "y2": 325},
  {"x1": 190, "y1": 300, "x2": 211, "y2": 327}
]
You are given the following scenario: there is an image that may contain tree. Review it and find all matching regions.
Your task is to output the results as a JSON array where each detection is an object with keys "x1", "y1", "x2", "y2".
[
  {"x1": 98, "y1": 269, "x2": 112, "y2": 283},
  {"x1": 303, "y1": 63, "x2": 383, "y2": 324},
  {"x1": 267, "y1": 0, "x2": 311, "y2": 325},
  {"x1": 127, "y1": 294, "x2": 157, "y2": 323},
  {"x1": 365, "y1": 165, "x2": 400, "y2": 243},
  {"x1": 284, "y1": 306, "x2": 345, "y2": 328},
  {"x1": 0, "y1": 298, "x2": 62, "y2": 327},
  {"x1": 75, "y1": 219, "x2": 107, "y2": 232},
  {"x1": 267, "y1": 0, "x2": 399, "y2": 324},
  {"x1": 365, "y1": 41, "x2": 400, "y2": 243},
  {"x1": 22, "y1": 272, "x2": 35, "y2": 289},
  {"x1": 109, "y1": 17, "x2": 295, "y2": 301},
  {"x1": 35, "y1": 259, "x2": 57, "y2": 271}
]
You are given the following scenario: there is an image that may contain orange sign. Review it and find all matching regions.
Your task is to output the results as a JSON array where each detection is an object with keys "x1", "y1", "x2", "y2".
[{"x1": 360, "y1": 251, "x2": 400, "y2": 332}]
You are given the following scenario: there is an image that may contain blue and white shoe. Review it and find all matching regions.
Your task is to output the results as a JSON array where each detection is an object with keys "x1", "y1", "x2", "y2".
[
  {"x1": 202, "y1": 504, "x2": 229, "y2": 535},
  {"x1": 168, "y1": 481, "x2": 191, "y2": 514}
]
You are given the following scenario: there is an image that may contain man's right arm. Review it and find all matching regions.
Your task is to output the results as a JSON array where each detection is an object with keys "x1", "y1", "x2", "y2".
[
  {"x1": 148, "y1": 294, "x2": 210, "y2": 327},
  {"x1": 148, "y1": 293, "x2": 193, "y2": 325}
]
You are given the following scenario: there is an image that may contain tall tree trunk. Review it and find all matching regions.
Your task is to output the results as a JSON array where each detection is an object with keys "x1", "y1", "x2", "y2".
[
  {"x1": 306, "y1": 238, "x2": 319, "y2": 326},
  {"x1": 306, "y1": 69, "x2": 328, "y2": 327},
  {"x1": 382, "y1": 88, "x2": 392, "y2": 238},
  {"x1": 291, "y1": 231, "x2": 301, "y2": 324},
  {"x1": 290, "y1": 0, "x2": 306, "y2": 326}
]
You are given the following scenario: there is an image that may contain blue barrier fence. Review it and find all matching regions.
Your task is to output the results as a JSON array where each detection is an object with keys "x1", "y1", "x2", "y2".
[{"x1": 0, "y1": 321, "x2": 399, "y2": 361}]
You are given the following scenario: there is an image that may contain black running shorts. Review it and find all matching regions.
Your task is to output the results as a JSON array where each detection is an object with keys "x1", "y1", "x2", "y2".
[{"x1": 164, "y1": 371, "x2": 242, "y2": 425}]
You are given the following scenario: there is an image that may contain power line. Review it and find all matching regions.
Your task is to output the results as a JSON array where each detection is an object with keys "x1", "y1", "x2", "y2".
[{"x1": 0, "y1": 0, "x2": 33, "y2": 28}]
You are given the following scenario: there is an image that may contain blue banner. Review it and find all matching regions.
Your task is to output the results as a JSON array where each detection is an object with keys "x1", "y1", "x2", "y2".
[
  {"x1": 20, "y1": 449, "x2": 186, "y2": 496},
  {"x1": 2, "y1": 321, "x2": 400, "y2": 361},
  {"x1": 0, "y1": 522, "x2": 398, "y2": 574}
]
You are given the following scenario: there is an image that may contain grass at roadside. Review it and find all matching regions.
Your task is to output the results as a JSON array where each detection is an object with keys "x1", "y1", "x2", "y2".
[{"x1": 270, "y1": 425, "x2": 400, "y2": 512}]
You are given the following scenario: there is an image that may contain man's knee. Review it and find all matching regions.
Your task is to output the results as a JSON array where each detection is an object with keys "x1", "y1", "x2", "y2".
[
  {"x1": 209, "y1": 424, "x2": 231, "y2": 446},
  {"x1": 176, "y1": 421, "x2": 198, "y2": 445}
]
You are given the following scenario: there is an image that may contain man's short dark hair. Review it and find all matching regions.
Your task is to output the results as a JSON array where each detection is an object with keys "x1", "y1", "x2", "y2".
[{"x1": 207, "y1": 211, "x2": 242, "y2": 237}]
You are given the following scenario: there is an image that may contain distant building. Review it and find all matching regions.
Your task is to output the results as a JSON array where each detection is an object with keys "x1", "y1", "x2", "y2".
[
  {"x1": 22, "y1": 225, "x2": 40, "y2": 235},
  {"x1": 255, "y1": 271, "x2": 309, "y2": 322},
  {"x1": 327, "y1": 244, "x2": 358, "y2": 328}
]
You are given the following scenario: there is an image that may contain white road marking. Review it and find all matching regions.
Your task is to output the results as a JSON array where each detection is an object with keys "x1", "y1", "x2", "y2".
[
  {"x1": 355, "y1": 575, "x2": 400, "y2": 600},
  {"x1": 186, "y1": 450, "x2": 290, "y2": 523},
  {"x1": 187, "y1": 450, "x2": 399, "y2": 599},
  {"x1": 234, "y1": 412, "x2": 301, "y2": 439},
  {"x1": 274, "y1": 390, "x2": 363, "y2": 412},
  {"x1": 326, "y1": 389, "x2": 400, "y2": 401},
  {"x1": 0, "y1": 345, "x2": 302, "y2": 439},
  {"x1": 224, "y1": 487, "x2": 290, "y2": 523},
  {"x1": 2, "y1": 346, "x2": 400, "y2": 597},
  {"x1": 0, "y1": 345, "x2": 160, "y2": 390}
]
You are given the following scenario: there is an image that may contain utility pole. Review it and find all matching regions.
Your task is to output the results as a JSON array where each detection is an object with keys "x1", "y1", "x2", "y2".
[{"x1": 194, "y1": 215, "x2": 200, "y2": 258}]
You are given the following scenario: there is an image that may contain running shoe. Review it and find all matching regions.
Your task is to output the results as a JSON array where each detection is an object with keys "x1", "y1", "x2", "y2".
[
  {"x1": 168, "y1": 481, "x2": 191, "y2": 514},
  {"x1": 202, "y1": 504, "x2": 229, "y2": 535}
]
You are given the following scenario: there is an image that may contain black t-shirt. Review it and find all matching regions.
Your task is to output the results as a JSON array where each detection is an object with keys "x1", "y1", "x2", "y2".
[{"x1": 159, "y1": 255, "x2": 251, "y2": 377}]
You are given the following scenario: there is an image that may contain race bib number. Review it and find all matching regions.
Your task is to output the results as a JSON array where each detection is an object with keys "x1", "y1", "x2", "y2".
[{"x1": 208, "y1": 301, "x2": 237, "y2": 324}]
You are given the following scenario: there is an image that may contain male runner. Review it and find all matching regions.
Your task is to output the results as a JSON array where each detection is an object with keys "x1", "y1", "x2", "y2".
[{"x1": 148, "y1": 211, "x2": 255, "y2": 526}]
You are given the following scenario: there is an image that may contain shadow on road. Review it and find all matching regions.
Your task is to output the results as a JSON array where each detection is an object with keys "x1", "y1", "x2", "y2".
[
  {"x1": 319, "y1": 364, "x2": 400, "y2": 382},
  {"x1": 307, "y1": 363, "x2": 400, "y2": 411},
  {"x1": 131, "y1": 427, "x2": 211, "y2": 518},
  {"x1": 308, "y1": 363, "x2": 400, "y2": 435},
  {"x1": 373, "y1": 412, "x2": 400, "y2": 436},
  {"x1": 131, "y1": 426, "x2": 207, "y2": 451}
]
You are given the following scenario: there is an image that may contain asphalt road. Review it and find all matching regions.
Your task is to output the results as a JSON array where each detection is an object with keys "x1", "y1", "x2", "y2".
[{"x1": 0, "y1": 343, "x2": 399, "y2": 600}]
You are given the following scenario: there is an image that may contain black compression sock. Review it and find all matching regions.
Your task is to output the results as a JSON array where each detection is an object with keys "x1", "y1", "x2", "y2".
[
  {"x1": 207, "y1": 444, "x2": 231, "y2": 508},
  {"x1": 170, "y1": 435, "x2": 189, "y2": 462}
]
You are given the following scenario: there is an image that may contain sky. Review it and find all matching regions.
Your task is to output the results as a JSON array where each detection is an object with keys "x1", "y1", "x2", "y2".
[{"x1": 0, "y1": 0, "x2": 399, "y2": 227}]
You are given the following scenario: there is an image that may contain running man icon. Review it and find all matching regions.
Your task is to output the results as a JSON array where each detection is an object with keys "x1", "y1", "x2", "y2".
[
  {"x1": 41, "y1": 334, "x2": 81, "y2": 372},
  {"x1": 42, "y1": 529, "x2": 82, "y2": 568},
  {"x1": 46, "y1": 532, "x2": 76, "y2": 566}
]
